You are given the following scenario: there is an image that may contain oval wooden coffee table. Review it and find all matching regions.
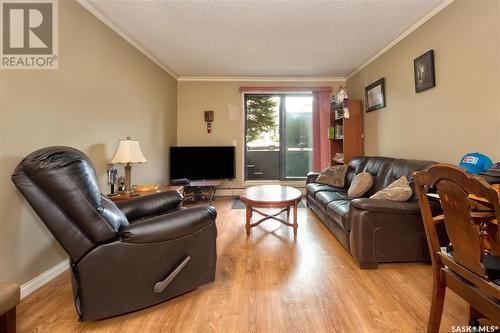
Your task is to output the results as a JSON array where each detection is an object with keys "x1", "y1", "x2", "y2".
[{"x1": 239, "y1": 185, "x2": 302, "y2": 236}]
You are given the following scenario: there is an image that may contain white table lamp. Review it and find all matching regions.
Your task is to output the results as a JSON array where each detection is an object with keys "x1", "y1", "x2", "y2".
[{"x1": 110, "y1": 137, "x2": 147, "y2": 194}]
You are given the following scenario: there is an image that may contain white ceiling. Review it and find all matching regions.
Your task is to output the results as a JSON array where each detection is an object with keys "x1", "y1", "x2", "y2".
[{"x1": 85, "y1": 0, "x2": 445, "y2": 78}]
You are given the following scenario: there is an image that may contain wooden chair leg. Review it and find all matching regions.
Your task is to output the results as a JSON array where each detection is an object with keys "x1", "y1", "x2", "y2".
[
  {"x1": 427, "y1": 271, "x2": 446, "y2": 333},
  {"x1": 0, "y1": 307, "x2": 16, "y2": 333},
  {"x1": 468, "y1": 306, "x2": 482, "y2": 327}
]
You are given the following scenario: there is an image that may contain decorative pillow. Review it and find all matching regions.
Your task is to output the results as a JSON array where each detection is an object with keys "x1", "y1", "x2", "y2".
[
  {"x1": 348, "y1": 172, "x2": 373, "y2": 198},
  {"x1": 316, "y1": 165, "x2": 349, "y2": 187},
  {"x1": 370, "y1": 176, "x2": 412, "y2": 201}
]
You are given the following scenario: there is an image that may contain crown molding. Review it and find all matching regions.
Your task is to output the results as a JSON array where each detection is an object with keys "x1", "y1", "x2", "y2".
[
  {"x1": 177, "y1": 76, "x2": 345, "y2": 82},
  {"x1": 76, "y1": 0, "x2": 179, "y2": 79},
  {"x1": 346, "y1": 0, "x2": 455, "y2": 80}
]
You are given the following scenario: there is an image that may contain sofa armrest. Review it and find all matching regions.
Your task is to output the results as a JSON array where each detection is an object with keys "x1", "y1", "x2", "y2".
[
  {"x1": 351, "y1": 198, "x2": 441, "y2": 216},
  {"x1": 116, "y1": 191, "x2": 183, "y2": 221},
  {"x1": 306, "y1": 172, "x2": 320, "y2": 184},
  {"x1": 120, "y1": 206, "x2": 217, "y2": 244},
  {"x1": 350, "y1": 198, "x2": 422, "y2": 215},
  {"x1": 348, "y1": 199, "x2": 438, "y2": 268}
]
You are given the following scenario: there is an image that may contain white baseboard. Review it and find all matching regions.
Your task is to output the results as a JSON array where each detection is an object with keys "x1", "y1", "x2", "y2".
[
  {"x1": 216, "y1": 188, "x2": 245, "y2": 197},
  {"x1": 20, "y1": 258, "x2": 70, "y2": 299}
]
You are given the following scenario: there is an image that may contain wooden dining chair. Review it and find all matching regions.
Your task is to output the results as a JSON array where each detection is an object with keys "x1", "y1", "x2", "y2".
[{"x1": 414, "y1": 164, "x2": 500, "y2": 333}]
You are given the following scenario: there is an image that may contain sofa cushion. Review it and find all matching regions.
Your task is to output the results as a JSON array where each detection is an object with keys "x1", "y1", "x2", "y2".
[
  {"x1": 355, "y1": 156, "x2": 396, "y2": 196},
  {"x1": 370, "y1": 176, "x2": 412, "y2": 201},
  {"x1": 348, "y1": 172, "x2": 373, "y2": 198},
  {"x1": 346, "y1": 156, "x2": 368, "y2": 186},
  {"x1": 306, "y1": 183, "x2": 346, "y2": 197},
  {"x1": 383, "y1": 158, "x2": 437, "y2": 200},
  {"x1": 326, "y1": 200, "x2": 351, "y2": 230},
  {"x1": 316, "y1": 191, "x2": 350, "y2": 207},
  {"x1": 316, "y1": 165, "x2": 349, "y2": 187}
]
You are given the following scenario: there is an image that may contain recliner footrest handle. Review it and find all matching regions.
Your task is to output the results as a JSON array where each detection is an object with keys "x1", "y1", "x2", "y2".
[{"x1": 154, "y1": 256, "x2": 191, "y2": 293}]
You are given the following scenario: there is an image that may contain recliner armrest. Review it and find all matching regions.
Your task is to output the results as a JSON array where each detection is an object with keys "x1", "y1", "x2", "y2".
[
  {"x1": 350, "y1": 198, "x2": 423, "y2": 215},
  {"x1": 306, "y1": 172, "x2": 320, "y2": 184},
  {"x1": 116, "y1": 191, "x2": 183, "y2": 221},
  {"x1": 120, "y1": 206, "x2": 217, "y2": 244}
]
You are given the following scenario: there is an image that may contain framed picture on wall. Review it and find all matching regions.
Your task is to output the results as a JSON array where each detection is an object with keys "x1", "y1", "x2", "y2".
[
  {"x1": 414, "y1": 50, "x2": 435, "y2": 93},
  {"x1": 365, "y1": 78, "x2": 385, "y2": 112}
]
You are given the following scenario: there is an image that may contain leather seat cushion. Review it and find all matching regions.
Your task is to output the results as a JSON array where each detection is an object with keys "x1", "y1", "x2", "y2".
[
  {"x1": 326, "y1": 200, "x2": 351, "y2": 230},
  {"x1": 315, "y1": 191, "x2": 350, "y2": 207},
  {"x1": 306, "y1": 183, "x2": 346, "y2": 197},
  {"x1": 0, "y1": 283, "x2": 20, "y2": 315}
]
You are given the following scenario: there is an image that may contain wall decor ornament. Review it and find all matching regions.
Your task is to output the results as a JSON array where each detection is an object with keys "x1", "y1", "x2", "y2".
[
  {"x1": 365, "y1": 78, "x2": 385, "y2": 112},
  {"x1": 414, "y1": 50, "x2": 436, "y2": 93}
]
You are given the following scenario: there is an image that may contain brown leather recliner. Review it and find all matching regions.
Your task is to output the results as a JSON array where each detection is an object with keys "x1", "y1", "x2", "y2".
[{"x1": 11, "y1": 147, "x2": 217, "y2": 321}]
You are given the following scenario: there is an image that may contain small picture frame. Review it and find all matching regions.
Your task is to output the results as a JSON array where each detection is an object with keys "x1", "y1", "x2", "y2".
[
  {"x1": 204, "y1": 110, "x2": 214, "y2": 122},
  {"x1": 414, "y1": 50, "x2": 435, "y2": 93},
  {"x1": 365, "y1": 78, "x2": 385, "y2": 112}
]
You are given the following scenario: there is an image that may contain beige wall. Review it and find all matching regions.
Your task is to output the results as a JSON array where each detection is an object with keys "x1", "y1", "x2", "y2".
[
  {"x1": 0, "y1": 1, "x2": 177, "y2": 284},
  {"x1": 347, "y1": 0, "x2": 500, "y2": 163},
  {"x1": 177, "y1": 81, "x2": 342, "y2": 188}
]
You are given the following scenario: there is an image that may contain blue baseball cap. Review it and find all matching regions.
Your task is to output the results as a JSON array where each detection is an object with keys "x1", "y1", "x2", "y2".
[{"x1": 459, "y1": 152, "x2": 493, "y2": 174}]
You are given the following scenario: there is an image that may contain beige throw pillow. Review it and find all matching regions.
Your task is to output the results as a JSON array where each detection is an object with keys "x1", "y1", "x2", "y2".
[
  {"x1": 370, "y1": 176, "x2": 412, "y2": 201},
  {"x1": 316, "y1": 165, "x2": 349, "y2": 187},
  {"x1": 348, "y1": 172, "x2": 373, "y2": 198}
]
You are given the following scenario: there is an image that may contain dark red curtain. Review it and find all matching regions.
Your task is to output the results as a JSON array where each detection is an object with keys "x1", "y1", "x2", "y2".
[{"x1": 312, "y1": 91, "x2": 332, "y2": 172}]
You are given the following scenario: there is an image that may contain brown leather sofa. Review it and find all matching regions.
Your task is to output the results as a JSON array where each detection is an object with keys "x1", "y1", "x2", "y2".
[
  {"x1": 12, "y1": 147, "x2": 217, "y2": 321},
  {"x1": 307, "y1": 156, "x2": 437, "y2": 269}
]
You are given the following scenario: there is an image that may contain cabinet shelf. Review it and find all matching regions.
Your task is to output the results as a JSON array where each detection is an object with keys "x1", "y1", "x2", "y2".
[{"x1": 329, "y1": 100, "x2": 363, "y2": 165}]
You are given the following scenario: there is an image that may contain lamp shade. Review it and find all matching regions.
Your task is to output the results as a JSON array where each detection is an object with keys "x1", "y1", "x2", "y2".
[{"x1": 110, "y1": 138, "x2": 147, "y2": 164}]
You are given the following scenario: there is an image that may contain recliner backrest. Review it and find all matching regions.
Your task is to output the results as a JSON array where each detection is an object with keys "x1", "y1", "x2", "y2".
[{"x1": 12, "y1": 146, "x2": 128, "y2": 261}]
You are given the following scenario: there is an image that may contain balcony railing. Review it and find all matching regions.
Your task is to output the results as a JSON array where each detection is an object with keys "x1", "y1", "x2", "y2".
[{"x1": 246, "y1": 148, "x2": 312, "y2": 180}]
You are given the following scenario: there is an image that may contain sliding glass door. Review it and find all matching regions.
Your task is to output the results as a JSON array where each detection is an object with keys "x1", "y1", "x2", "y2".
[
  {"x1": 245, "y1": 94, "x2": 313, "y2": 181},
  {"x1": 245, "y1": 95, "x2": 281, "y2": 180},
  {"x1": 283, "y1": 96, "x2": 313, "y2": 179}
]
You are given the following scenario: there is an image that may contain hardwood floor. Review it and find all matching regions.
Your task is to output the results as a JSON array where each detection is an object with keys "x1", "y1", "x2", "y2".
[{"x1": 17, "y1": 198, "x2": 468, "y2": 332}]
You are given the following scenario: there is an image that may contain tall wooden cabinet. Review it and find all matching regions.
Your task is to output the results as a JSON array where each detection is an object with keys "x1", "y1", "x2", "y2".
[{"x1": 330, "y1": 100, "x2": 363, "y2": 165}]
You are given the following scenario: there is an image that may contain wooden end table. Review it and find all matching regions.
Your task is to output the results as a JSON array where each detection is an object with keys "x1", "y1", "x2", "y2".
[
  {"x1": 239, "y1": 185, "x2": 302, "y2": 236},
  {"x1": 108, "y1": 185, "x2": 184, "y2": 202}
]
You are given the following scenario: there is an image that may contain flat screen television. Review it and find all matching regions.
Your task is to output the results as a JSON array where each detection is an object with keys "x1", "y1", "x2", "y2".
[{"x1": 170, "y1": 146, "x2": 235, "y2": 180}]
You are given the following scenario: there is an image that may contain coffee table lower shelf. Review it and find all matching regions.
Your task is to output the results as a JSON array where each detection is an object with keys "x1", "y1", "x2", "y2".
[
  {"x1": 239, "y1": 185, "x2": 302, "y2": 236},
  {"x1": 243, "y1": 203, "x2": 299, "y2": 236}
]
